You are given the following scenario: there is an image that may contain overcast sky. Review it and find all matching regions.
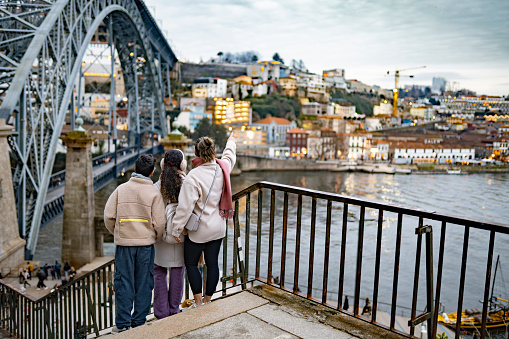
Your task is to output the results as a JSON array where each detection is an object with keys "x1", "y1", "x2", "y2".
[{"x1": 144, "y1": 0, "x2": 509, "y2": 96}]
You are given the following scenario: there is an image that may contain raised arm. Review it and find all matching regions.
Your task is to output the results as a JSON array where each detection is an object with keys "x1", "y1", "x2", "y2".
[{"x1": 221, "y1": 136, "x2": 237, "y2": 171}]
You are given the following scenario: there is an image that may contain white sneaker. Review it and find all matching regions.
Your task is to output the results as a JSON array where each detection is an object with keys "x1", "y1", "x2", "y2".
[
  {"x1": 36, "y1": 288, "x2": 40, "y2": 290},
  {"x1": 44, "y1": 287, "x2": 48, "y2": 290}
]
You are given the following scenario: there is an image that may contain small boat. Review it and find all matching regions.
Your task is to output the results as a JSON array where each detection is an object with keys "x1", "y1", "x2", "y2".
[
  {"x1": 446, "y1": 169, "x2": 462, "y2": 174},
  {"x1": 395, "y1": 168, "x2": 412, "y2": 174},
  {"x1": 438, "y1": 255, "x2": 509, "y2": 331}
]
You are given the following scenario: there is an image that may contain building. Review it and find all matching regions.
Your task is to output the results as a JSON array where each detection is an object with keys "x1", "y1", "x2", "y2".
[
  {"x1": 252, "y1": 117, "x2": 297, "y2": 145},
  {"x1": 373, "y1": 102, "x2": 393, "y2": 116},
  {"x1": 286, "y1": 127, "x2": 308, "y2": 157},
  {"x1": 192, "y1": 77, "x2": 227, "y2": 98},
  {"x1": 369, "y1": 140, "x2": 389, "y2": 161},
  {"x1": 279, "y1": 75, "x2": 298, "y2": 97},
  {"x1": 268, "y1": 146, "x2": 290, "y2": 159},
  {"x1": 347, "y1": 79, "x2": 373, "y2": 94},
  {"x1": 307, "y1": 128, "x2": 337, "y2": 160},
  {"x1": 175, "y1": 99, "x2": 212, "y2": 132},
  {"x1": 231, "y1": 125, "x2": 266, "y2": 147},
  {"x1": 247, "y1": 61, "x2": 282, "y2": 82},
  {"x1": 301, "y1": 102, "x2": 329, "y2": 117},
  {"x1": 232, "y1": 75, "x2": 253, "y2": 100},
  {"x1": 347, "y1": 133, "x2": 371, "y2": 160},
  {"x1": 409, "y1": 105, "x2": 434, "y2": 121},
  {"x1": 213, "y1": 98, "x2": 252, "y2": 125},
  {"x1": 392, "y1": 141, "x2": 475, "y2": 164},
  {"x1": 432, "y1": 77, "x2": 447, "y2": 94},
  {"x1": 323, "y1": 68, "x2": 347, "y2": 90},
  {"x1": 331, "y1": 100, "x2": 356, "y2": 116}
]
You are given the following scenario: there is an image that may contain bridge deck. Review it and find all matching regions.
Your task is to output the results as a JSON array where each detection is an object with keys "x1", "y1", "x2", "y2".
[{"x1": 45, "y1": 150, "x2": 138, "y2": 203}]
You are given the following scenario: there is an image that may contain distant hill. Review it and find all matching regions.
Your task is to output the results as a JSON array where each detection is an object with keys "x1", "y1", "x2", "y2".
[
  {"x1": 331, "y1": 89, "x2": 377, "y2": 116},
  {"x1": 246, "y1": 94, "x2": 301, "y2": 122}
]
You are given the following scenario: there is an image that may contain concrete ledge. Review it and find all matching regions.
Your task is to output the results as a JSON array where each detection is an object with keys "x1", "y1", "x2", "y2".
[
  {"x1": 117, "y1": 291, "x2": 269, "y2": 338},
  {"x1": 248, "y1": 285, "x2": 408, "y2": 339}
]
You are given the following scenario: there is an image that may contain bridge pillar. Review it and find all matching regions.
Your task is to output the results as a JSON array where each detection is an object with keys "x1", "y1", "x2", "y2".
[
  {"x1": 60, "y1": 131, "x2": 95, "y2": 268},
  {"x1": 0, "y1": 119, "x2": 26, "y2": 273}
]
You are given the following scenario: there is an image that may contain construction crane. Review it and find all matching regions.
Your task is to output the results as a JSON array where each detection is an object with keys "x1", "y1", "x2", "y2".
[{"x1": 387, "y1": 66, "x2": 426, "y2": 116}]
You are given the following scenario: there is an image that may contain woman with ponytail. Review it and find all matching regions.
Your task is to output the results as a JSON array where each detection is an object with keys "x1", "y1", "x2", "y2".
[
  {"x1": 152, "y1": 149, "x2": 187, "y2": 318},
  {"x1": 172, "y1": 135, "x2": 236, "y2": 307}
]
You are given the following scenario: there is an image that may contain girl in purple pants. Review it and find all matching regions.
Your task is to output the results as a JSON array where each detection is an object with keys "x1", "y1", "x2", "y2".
[{"x1": 153, "y1": 150, "x2": 187, "y2": 318}]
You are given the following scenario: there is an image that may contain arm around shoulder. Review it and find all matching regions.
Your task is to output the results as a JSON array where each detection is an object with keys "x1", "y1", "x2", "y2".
[{"x1": 152, "y1": 191, "x2": 166, "y2": 240}]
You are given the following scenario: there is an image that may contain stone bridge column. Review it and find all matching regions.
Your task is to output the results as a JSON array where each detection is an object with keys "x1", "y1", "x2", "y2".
[
  {"x1": 61, "y1": 131, "x2": 95, "y2": 268},
  {"x1": 0, "y1": 119, "x2": 26, "y2": 273}
]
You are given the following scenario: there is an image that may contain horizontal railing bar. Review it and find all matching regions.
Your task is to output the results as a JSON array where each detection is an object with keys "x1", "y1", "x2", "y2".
[{"x1": 233, "y1": 182, "x2": 509, "y2": 233}]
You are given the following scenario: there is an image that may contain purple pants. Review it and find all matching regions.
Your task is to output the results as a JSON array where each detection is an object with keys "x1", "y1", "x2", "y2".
[{"x1": 153, "y1": 264, "x2": 185, "y2": 319}]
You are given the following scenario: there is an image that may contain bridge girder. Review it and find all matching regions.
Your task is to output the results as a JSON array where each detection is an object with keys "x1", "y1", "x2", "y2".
[{"x1": 0, "y1": 0, "x2": 176, "y2": 257}]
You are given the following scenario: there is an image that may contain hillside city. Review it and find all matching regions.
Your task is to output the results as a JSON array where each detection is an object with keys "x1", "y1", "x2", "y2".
[{"x1": 79, "y1": 48, "x2": 509, "y2": 167}]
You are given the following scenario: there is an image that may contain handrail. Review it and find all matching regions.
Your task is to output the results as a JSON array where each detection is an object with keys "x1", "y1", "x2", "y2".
[{"x1": 234, "y1": 182, "x2": 509, "y2": 233}]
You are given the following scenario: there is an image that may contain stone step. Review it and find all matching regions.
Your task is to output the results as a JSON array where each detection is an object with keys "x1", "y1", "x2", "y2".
[{"x1": 108, "y1": 291, "x2": 269, "y2": 338}]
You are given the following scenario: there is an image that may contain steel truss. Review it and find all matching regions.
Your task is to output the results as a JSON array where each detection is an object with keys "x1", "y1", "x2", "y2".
[{"x1": 0, "y1": 0, "x2": 176, "y2": 257}]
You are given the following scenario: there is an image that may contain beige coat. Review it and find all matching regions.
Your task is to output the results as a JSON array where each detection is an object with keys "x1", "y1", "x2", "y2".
[
  {"x1": 172, "y1": 140, "x2": 236, "y2": 243},
  {"x1": 104, "y1": 177, "x2": 166, "y2": 246},
  {"x1": 153, "y1": 181, "x2": 185, "y2": 267}
]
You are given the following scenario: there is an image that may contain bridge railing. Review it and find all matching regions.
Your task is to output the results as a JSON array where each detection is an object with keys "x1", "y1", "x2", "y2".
[{"x1": 223, "y1": 181, "x2": 509, "y2": 339}]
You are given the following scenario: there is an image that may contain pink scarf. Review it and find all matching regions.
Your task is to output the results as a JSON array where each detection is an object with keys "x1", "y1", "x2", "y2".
[{"x1": 191, "y1": 157, "x2": 233, "y2": 219}]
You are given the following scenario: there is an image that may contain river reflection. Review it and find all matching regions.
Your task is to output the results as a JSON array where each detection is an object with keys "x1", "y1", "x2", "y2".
[{"x1": 227, "y1": 171, "x2": 509, "y2": 316}]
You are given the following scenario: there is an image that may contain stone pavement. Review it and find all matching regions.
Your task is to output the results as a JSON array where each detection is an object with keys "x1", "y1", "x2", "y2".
[{"x1": 105, "y1": 285, "x2": 408, "y2": 339}]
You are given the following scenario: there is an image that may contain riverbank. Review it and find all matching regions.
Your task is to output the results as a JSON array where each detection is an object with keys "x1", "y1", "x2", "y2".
[{"x1": 234, "y1": 154, "x2": 509, "y2": 175}]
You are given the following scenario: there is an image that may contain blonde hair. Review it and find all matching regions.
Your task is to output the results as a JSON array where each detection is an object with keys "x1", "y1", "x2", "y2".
[{"x1": 195, "y1": 137, "x2": 216, "y2": 162}]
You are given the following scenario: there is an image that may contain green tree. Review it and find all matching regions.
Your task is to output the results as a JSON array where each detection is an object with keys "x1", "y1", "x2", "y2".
[
  {"x1": 272, "y1": 53, "x2": 284, "y2": 64},
  {"x1": 191, "y1": 119, "x2": 228, "y2": 150}
]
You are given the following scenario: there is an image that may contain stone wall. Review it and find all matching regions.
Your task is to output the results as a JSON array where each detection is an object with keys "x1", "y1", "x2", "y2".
[
  {"x1": 237, "y1": 155, "x2": 337, "y2": 172},
  {"x1": 180, "y1": 63, "x2": 247, "y2": 83}
]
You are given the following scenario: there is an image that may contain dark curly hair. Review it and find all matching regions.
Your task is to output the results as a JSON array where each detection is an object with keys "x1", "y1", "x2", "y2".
[
  {"x1": 160, "y1": 150, "x2": 184, "y2": 203},
  {"x1": 135, "y1": 154, "x2": 155, "y2": 177},
  {"x1": 195, "y1": 137, "x2": 216, "y2": 162}
]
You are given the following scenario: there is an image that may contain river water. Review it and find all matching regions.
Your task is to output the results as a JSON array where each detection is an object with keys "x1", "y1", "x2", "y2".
[
  {"x1": 39, "y1": 168, "x2": 509, "y2": 318},
  {"x1": 228, "y1": 171, "x2": 509, "y2": 317}
]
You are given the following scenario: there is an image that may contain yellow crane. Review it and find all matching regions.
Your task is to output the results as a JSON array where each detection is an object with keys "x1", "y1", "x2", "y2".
[{"x1": 387, "y1": 66, "x2": 426, "y2": 117}]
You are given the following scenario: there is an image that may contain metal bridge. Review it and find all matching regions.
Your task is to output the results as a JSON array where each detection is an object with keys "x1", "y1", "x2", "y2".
[{"x1": 0, "y1": 0, "x2": 177, "y2": 258}]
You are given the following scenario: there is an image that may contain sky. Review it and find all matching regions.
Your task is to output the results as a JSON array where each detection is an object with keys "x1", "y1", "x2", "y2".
[{"x1": 144, "y1": 0, "x2": 509, "y2": 96}]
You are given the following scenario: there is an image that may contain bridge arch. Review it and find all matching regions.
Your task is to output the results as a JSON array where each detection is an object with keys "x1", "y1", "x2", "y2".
[{"x1": 0, "y1": 0, "x2": 174, "y2": 256}]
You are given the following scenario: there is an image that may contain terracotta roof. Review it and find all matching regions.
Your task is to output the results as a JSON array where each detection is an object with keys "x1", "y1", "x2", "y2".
[
  {"x1": 255, "y1": 117, "x2": 292, "y2": 125},
  {"x1": 286, "y1": 127, "x2": 307, "y2": 134}
]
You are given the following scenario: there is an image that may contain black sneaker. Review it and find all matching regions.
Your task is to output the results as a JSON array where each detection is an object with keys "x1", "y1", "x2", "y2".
[{"x1": 112, "y1": 325, "x2": 130, "y2": 333}]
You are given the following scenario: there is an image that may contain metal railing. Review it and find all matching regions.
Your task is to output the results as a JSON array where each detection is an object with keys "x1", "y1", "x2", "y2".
[
  {"x1": 1, "y1": 260, "x2": 115, "y2": 339},
  {"x1": 2, "y1": 181, "x2": 508, "y2": 338},
  {"x1": 224, "y1": 182, "x2": 509, "y2": 339}
]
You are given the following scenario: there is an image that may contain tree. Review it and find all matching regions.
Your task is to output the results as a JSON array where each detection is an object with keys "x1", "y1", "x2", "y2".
[
  {"x1": 272, "y1": 53, "x2": 284, "y2": 64},
  {"x1": 191, "y1": 118, "x2": 228, "y2": 150},
  {"x1": 217, "y1": 51, "x2": 223, "y2": 62},
  {"x1": 251, "y1": 54, "x2": 258, "y2": 62}
]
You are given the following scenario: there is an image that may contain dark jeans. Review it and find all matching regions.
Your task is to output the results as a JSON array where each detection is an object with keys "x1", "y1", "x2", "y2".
[
  {"x1": 184, "y1": 236, "x2": 222, "y2": 297},
  {"x1": 114, "y1": 245, "x2": 155, "y2": 329}
]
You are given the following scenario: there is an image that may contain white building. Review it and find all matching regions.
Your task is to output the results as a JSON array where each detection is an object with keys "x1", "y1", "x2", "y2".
[
  {"x1": 373, "y1": 102, "x2": 393, "y2": 116},
  {"x1": 393, "y1": 142, "x2": 475, "y2": 164},
  {"x1": 252, "y1": 117, "x2": 297, "y2": 145},
  {"x1": 268, "y1": 146, "x2": 290, "y2": 159},
  {"x1": 432, "y1": 77, "x2": 447, "y2": 94},
  {"x1": 347, "y1": 134, "x2": 371, "y2": 160},
  {"x1": 192, "y1": 77, "x2": 227, "y2": 98}
]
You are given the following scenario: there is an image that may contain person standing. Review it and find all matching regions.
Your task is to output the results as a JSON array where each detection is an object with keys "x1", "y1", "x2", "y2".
[
  {"x1": 153, "y1": 149, "x2": 186, "y2": 319},
  {"x1": 104, "y1": 154, "x2": 166, "y2": 333},
  {"x1": 27, "y1": 262, "x2": 33, "y2": 280},
  {"x1": 172, "y1": 136, "x2": 236, "y2": 307},
  {"x1": 55, "y1": 261, "x2": 61, "y2": 279},
  {"x1": 343, "y1": 296, "x2": 349, "y2": 311},
  {"x1": 36, "y1": 269, "x2": 47, "y2": 290},
  {"x1": 63, "y1": 262, "x2": 70, "y2": 279}
]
